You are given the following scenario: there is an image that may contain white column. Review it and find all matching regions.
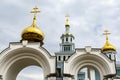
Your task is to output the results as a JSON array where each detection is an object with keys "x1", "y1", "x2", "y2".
[
  {"x1": 88, "y1": 68, "x2": 95, "y2": 80},
  {"x1": 85, "y1": 69, "x2": 89, "y2": 80},
  {"x1": 61, "y1": 55, "x2": 63, "y2": 61}
]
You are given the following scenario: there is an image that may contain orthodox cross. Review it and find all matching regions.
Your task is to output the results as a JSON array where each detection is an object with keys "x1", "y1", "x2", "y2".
[
  {"x1": 103, "y1": 30, "x2": 110, "y2": 40},
  {"x1": 65, "y1": 14, "x2": 70, "y2": 21},
  {"x1": 31, "y1": 6, "x2": 41, "y2": 18}
]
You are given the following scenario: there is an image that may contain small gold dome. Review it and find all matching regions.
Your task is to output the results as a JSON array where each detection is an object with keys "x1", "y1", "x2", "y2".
[
  {"x1": 101, "y1": 30, "x2": 116, "y2": 52},
  {"x1": 65, "y1": 21, "x2": 70, "y2": 27},
  {"x1": 21, "y1": 6, "x2": 44, "y2": 46},
  {"x1": 101, "y1": 40, "x2": 116, "y2": 52}
]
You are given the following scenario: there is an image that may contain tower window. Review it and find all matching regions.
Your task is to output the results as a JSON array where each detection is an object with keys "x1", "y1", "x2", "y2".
[
  {"x1": 58, "y1": 56, "x2": 61, "y2": 61},
  {"x1": 63, "y1": 56, "x2": 66, "y2": 61},
  {"x1": 66, "y1": 38, "x2": 68, "y2": 42},
  {"x1": 68, "y1": 56, "x2": 70, "y2": 58},
  {"x1": 64, "y1": 45, "x2": 70, "y2": 51},
  {"x1": 68, "y1": 46, "x2": 70, "y2": 51},
  {"x1": 71, "y1": 38, "x2": 72, "y2": 42}
]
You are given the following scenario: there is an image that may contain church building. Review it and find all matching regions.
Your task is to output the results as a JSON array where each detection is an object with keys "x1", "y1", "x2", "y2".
[{"x1": 0, "y1": 6, "x2": 120, "y2": 80}]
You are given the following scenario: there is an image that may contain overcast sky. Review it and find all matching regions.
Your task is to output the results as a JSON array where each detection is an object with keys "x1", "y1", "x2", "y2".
[{"x1": 0, "y1": 0, "x2": 120, "y2": 80}]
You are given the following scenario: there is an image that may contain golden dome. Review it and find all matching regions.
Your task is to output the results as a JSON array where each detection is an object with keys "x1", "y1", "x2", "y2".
[
  {"x1": 21, "y1": 25, "x2": 44, "y2": 40},
  {"x1": 101, "y1": 30, "x2": 116, "y2": 52},
  {"x1": 65, "y1": 21, "x2": 70, "y2": 27},
  {"x1": 21, "y1": 6, "x2": 44, "y2": 46},
  {"x1": 101, "y1": 39, "x2": 116, "y2": 52}
]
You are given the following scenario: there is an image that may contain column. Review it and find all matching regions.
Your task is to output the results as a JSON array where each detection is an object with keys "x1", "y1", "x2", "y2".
[{"x1": 88, "y1": 68, "x2": 95, "y2": 80}]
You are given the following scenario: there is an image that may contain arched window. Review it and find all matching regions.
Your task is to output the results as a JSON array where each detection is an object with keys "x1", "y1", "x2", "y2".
[
  {"x1": 66, "y1": 37, "x2": 68, "y2": 42},
  {"x1": 64, "y1": 45, "x2": 71, "y2": 51},
  {"x1": 71, "y1": 38, "x2": 72, "y2": 42},
  {"x1": 63, "y1": 56, "x2": 66, "y2": 61},
  {"x1": 58, "y1": 56, "x2": 61, "y2": 61}
]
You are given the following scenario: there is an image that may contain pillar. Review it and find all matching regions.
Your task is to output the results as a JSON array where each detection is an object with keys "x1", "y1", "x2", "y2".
[{"x1": 88, "y1": 68, "x2": 95, "y2": 80}]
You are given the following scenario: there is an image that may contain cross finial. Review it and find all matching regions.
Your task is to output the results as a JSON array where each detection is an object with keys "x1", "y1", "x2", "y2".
[
  {"x1": 103, "y1": 30, "x2": 111, "y2": 40},
  {"x1": 30, "y1": 6, "x2": 41, "y2": 27},
  {"x1": 103, "y1": 30, "x2": 110, "y2": 36},
  {"x1": 65, "y1": 14, "x2": 70, "y2": 21},
  {"x1": 31, "y1": 6, "x2": 41, "y2": 18}
]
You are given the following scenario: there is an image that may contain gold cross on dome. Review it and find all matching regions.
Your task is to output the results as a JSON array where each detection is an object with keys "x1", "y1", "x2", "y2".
[
  {"x1": 103, "y1": 30, "x2": 111, "y2": 40},
  {"x1": 65, "y1": 14, "x2": 70, "y2": 21},
  {"x1": 30, "y1": 6, "x2": 41, "y2": 27},
  {"x1": 31, "y1": 6, "x2": 41, "y2": 17},
  {"x1": 103, "y1": 30, "x2": 111, "y2": 36}
]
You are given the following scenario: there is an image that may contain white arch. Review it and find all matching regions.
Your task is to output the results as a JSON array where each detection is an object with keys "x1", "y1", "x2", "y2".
[
  {"x1": 76, "y1": 62, "x2": 101, "y2": 79},
  {"x1": 64, "y1": 48, "x2": 116, "y2": 80},
  {"x1": 0, "y1": 42, "x2": 56, "y2": 80}
]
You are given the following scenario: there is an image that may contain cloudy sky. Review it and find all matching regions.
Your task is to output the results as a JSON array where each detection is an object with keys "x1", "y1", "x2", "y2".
[{"x1": 0, "y1": 0, "x2": 120, "y2": 80}]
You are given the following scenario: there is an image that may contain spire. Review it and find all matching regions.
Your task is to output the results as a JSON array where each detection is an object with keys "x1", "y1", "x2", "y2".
[
  {"x1": 101, "y1": 30, "x2": 116, "y2": 52},
  {"x1": 30, "y1": 6, "x2": 41, "y2": 27},
  {"x1": 65, "y1": 14, "x2": 70, "y2": 27},
  {"x1": 60, "y1": 15, "x2": 75, "y2": 52}
]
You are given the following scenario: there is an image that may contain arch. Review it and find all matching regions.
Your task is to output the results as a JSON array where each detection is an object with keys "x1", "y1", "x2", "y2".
[
  {"x1": 77, "y1": 66, "x2": 100, "y2": 80},
  {"x1": 64, "y1": 49, "x2": 116, "y2": 80},
  {"x1": 75, "y1": 60, "x2": 103, "y2": 80},
  {"x1": 0, "y1": 43, "x2": 56, "y2": 80},
  {"x1": 16, "y1": 66, "x2": 43, "y2": 80}
]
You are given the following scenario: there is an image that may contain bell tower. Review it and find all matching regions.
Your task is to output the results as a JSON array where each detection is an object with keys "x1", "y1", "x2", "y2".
[
  {"x1": 55, "y1": 15, "x2": 75, "y2": 79},
  {"x1": 60, "y1": 15, "x2": 75, "y2": 53}
]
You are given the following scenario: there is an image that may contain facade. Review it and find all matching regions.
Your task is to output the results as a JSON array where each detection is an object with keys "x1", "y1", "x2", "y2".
[{"x1": 0, "y1": 6, "x2": 120, "y2": 80}]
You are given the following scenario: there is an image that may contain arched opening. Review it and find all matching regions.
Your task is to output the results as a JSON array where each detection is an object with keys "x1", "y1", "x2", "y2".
[
  {"x1": 16, "y1": 66, "x2": 43, "y2": 80},
  {"x1": 77, "y1": 68, "x2": 87, "y2": 80},
  {"x1": 77, "y1": 67, "x2": 100, "y2": 80},
  {"x1": 4, "y1": 57, "x2": 46, "y2": 80},
  {"x1": 63, "y1": 56, "x2": 66, "y2": 61},
  {"x1": 0, "y1": 46, "x2": 56, "y2": 80},
  {"x1": 64, "y1": 53, "x2": 115, "y2": 80}
]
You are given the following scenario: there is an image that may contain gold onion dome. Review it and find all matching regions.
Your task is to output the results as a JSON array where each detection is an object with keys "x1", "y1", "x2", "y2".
[
  {"x1": 101, "y1": 30, "x2": 116, "y2": 52},
  {"x1": 21, "y1": 6, "x2": 44, "y2": 46}
]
